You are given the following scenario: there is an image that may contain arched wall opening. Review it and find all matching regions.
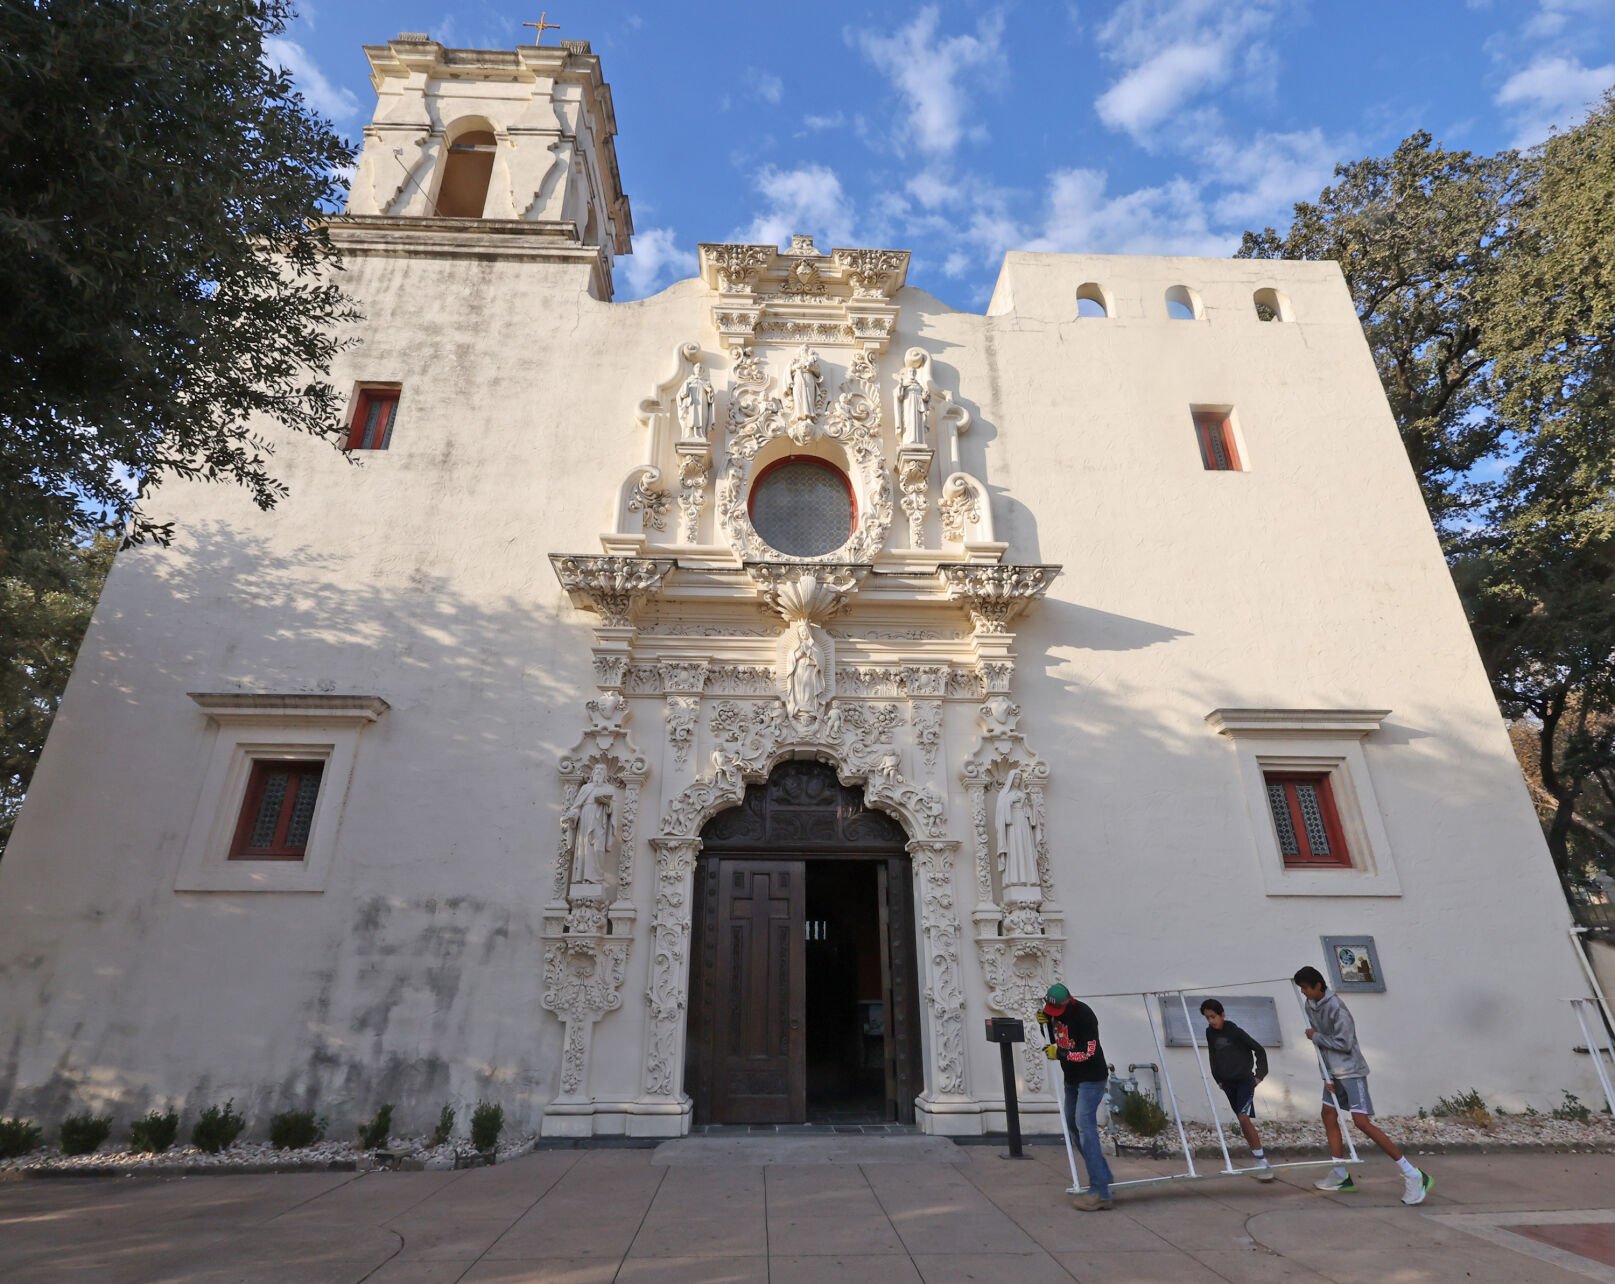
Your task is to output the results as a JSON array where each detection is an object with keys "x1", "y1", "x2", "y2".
[
  {"x1": 685, "y1": 759, "x2": 924, "y2": 1125},
  {"x1": 435, "y1": 122, "x2": 497, "y2": 218}
]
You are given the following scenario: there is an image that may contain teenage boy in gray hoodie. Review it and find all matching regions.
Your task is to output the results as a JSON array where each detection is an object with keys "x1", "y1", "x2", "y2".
[{"x1": 1294, "y1": 965, "x2": 1432, "y2": 1205}]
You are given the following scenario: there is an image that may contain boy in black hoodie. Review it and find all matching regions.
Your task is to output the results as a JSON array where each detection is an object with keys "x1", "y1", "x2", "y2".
[{"x1": 1200, "y1": 998, "x2": 1275, "y2": 1181}]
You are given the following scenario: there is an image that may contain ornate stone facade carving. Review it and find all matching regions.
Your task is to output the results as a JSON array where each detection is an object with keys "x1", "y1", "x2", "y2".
[
  {"x1": 702, "y1": 242, "x2": 772, "y2": 293},
  {"x1": 912, "y1": 699, "x2": 943, "y2": 775},
  {"x1": 832, "y1": 248, "x2": 908, "y2": 299},
  {"x1": 937, "y1": 564, "x2": 1058, "y2": 635},
  {"x1": 542, "y1": 937, "x2": 631, "y2": 1098},
  {"x1": 939, "y1": 474, "x2": 983, "y2": 543},
  {"x1": 910, "y1": 840, "x2": 967, "y2": 1096},
  {"x1": 642, "y1": 837, "x2": 701, "y2": 1097},
  {"x1": 553, "y1": 556, "x2": 674, "y2": 627},
  {"x1": 676, "y1": 444, "x2": 709, "y2": 545},
  {"x1": 898, "y1": 448, "x2": 933, "y2": 548},
  {"x1": 626, "y1": 467, "x2": 669, "y2": 532},
  {"x1": 704, "y1": 664, "x2": 777, "y2": 695},
  {"x1": 977, "y1": 934, "x2": 1064, "y2": 1092},
  {"x1": 665, "y1": 696, "x2": 699, "y2": 768}
]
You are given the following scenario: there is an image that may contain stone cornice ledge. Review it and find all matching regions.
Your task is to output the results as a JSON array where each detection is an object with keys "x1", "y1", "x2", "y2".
[
  {"x1": 1205, "y1": 708, "x2": 1392, "y2": 737},
  {"x1": 189, "y1": 693, "x2": 390, "y2": 723}
]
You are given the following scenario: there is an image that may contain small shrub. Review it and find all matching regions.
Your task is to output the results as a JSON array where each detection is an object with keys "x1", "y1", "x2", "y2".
[
  {"x1": 1432, "y1": 1088, "x2": 1491, "y2": 1128},
  {"x1": 270, "y1": 1109, "x2": 325, "y2": 1150},
  {"x1": 129, "y1": 1108, "x2": 180, "y2": 1154},
  {"x1": 1551, "y1": 1091, "x2": 1592, "y2": 1123},
  {"x1": 1118, "y1": 1090, "x2": 1168, "y2": 1137},
  {"x1": 357, "y1": 1104, "x2": 394, "y2": 1151},
  {"x1": 191, "y1": 1100, "x2": 247, "y2": 1154},
  {"x1": 430, "y1": 1104, "x2": 455, "y2": 1148},
  {"x1": 0, "y1": 1117, "x2": 44, "y2": 1159},
  {"x1": 470, "y1": 1100, "x2": 503, "y2": 1153},
  {"x1": 59, "y1": 1113, "x2": 112, "y2": 1156}
]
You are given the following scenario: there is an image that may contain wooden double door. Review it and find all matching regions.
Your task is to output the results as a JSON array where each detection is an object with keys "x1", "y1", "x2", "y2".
[{"x1": 689, "y1": 763, "x2": 922, "y2": 1125}]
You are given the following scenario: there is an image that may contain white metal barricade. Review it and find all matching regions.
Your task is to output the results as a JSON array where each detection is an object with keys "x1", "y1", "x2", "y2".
[
  {"x1": 1569, "y1": 997, "x2": 1615, "y2": 1119},
  {"x1": 1054, "y1": 982, "x2": 1362, "y2": 1196}
]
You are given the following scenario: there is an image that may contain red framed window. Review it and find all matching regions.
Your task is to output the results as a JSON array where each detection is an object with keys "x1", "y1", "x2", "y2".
[
  {"x1": 1193, "y1": 409, "x2": 1241, "y2": 471},
  {"x1": 346, "y1": 386, "x2": 400, "y2": 451},
  {"x1": 229, "y1": 760, "x2": 324, "y2": 861},
  {"x1": 1264, "y1": 772, "x2": 1351, "y2": 868}
]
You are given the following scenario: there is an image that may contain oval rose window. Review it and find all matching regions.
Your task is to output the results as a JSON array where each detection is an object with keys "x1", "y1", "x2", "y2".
[{"x1": 749, "y1": 458, "x2": 855, "y2": 557}]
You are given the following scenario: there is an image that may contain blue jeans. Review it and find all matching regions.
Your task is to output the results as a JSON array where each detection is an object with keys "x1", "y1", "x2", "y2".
[{"x1": 1062, "y1": 1078, "x2": 1114, "y2": 1198}]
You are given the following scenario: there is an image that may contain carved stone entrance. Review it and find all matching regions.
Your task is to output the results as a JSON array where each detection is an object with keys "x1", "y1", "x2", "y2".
[{"x1": 688, "y1": 761, "x2": 922, "y2": 1125}]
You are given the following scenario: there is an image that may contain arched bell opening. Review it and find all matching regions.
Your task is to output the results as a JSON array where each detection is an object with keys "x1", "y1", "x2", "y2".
[{"x1": 686, "y1": 759, "x2": 924, "y2": 1126}]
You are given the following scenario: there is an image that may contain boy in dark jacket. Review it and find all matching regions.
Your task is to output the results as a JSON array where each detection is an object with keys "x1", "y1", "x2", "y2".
[{"x1": 1200, "y1": 998, "x2": 1274, "y2": 1181}]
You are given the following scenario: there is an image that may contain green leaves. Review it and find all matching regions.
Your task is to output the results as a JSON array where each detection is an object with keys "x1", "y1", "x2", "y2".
[{"x1": 0, "y1": 1, "x2": 358, "y2": 559}]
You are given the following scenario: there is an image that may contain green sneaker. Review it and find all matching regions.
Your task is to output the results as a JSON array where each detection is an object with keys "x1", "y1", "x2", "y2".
[
  {"x1": 1314, "y1": 1172, "x2": 1356, "y2": 1192},
  {"x1": 1401, "y1": 1168, "x2": 1432, "y2": 1205}
]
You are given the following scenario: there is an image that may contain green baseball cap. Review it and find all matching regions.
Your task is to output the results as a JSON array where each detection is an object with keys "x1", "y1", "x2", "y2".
[{"x1": 1043, "y1": 983, "x2": 1071, "y2": 1013}]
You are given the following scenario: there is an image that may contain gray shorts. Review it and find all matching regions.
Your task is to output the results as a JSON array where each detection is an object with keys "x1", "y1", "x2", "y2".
[{"x1": 1321, "y1": 1076, "x2": 1373, "y2": 1116}]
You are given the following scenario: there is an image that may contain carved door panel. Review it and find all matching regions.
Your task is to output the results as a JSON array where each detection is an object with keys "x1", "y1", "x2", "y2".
[{"x1": 711, "y1": 859, "x2": 806, "y2": 1123}]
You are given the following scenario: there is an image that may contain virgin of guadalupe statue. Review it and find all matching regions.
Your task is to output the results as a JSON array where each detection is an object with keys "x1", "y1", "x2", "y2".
[
  {"x1": 561, "y1": 763, "x2": 615, "y2": 885},
  {"x1": 894, "y1": 354, "x2": 931, "y2": 447},
  {"x1": 788, "y1": 346, "x2": 822, "y2": 425},
  {"x1": 784, "y1": 620, "x2": 825, "y2": 721},
  {"x1": 994, "y1": 767, "x2": 1042, "y2": 895},
  {"x1": 675, "y1": 362, "x2": 714, "y2": 441}
]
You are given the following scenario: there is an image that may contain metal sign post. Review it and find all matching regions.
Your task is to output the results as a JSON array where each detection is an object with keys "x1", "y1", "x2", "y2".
[{"x1": 985, "y1": 1016, "x2": 1029, "y2": 1159}]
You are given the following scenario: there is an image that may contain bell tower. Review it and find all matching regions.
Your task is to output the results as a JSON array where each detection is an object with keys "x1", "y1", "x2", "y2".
[{"x1": 346, "y1": 32, "x2": 634, "y2": 298}]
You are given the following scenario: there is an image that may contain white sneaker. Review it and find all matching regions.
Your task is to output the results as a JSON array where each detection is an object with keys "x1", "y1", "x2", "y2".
[
  {"x1": 1253, "y1": 1160, "x2": 1276, "y2": 1183},
  {"x1": 1314, "y1": 1171, "x2": 1356, "y2": 1192},
  {"x1": 1401, "y1": 1168, "x2": 1432, "y2": 1205}
]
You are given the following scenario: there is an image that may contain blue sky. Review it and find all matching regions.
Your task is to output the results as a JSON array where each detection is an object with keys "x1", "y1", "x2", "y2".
[{"x1": 275, "y1": 1, "x2": 1615, "y2": 310}]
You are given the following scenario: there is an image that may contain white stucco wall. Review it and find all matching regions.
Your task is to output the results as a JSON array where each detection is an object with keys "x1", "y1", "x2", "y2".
[{"x1": 0, "y1": 230, "x2": 1599, "y2": 1139}]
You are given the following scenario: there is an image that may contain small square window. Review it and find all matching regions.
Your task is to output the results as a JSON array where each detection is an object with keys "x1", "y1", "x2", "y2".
[
  {"x1": 347, "y1": 386, "x2": 400, "y2": 451},
  {"x1": 230, "y1": 760, "x2": 324, "y2": 861},
  {"x1": 1263, "y1": 772, "x2": 1351, "y2": 869},
  {"x1": 1192, "y1": 409, "x2": 1241, "y2": 471}
]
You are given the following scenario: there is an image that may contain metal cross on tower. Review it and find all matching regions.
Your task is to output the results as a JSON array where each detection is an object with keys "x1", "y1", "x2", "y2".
[{"x1": 522, "y1": 11, "x2": 560, "y2": 45}]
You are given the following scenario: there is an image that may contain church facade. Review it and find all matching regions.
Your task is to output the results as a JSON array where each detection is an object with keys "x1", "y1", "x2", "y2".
[{"x1": 0, "y1": 34, "x2": 1600, "y2": 1140}]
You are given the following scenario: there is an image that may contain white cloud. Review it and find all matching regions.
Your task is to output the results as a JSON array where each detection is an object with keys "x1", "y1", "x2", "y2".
[
  {"x1": 1095, "y1": 41, "x2": 1229, "y2": 135},
  {"x1": 1496, "y1": 54, "x2": 1615, "y2": 144},
  {"x1": 264, "y1": 37, "x2": 359, "y2": 121},
  {"x1": 1024, "y1": 168, "x2": 1231, "y2": 257},
  {"x1": 735, "y1": 164, "x2": 857, "y2": 249},
  {"x1": 745, "y1": 68, "x2": 784, "y2": 104},
  {"x1": 620, "y1": 226, "x2": 689, "y2": 298},
  {"x1": 801, "y1": 111, "x2": 847, "y2": 132},
  {"x1": 1201, "y1": 127, "x2": 1347, "y2": 225},
  {"x1": 855, "y1": 6, "x2": 1004, "y2": 155},
  {"x1": 1091, "y1": 0, "x2": 1285, "y2": 142},
  {"x1": 1522, "y1": 0, "x2": 1615, "y2": 39}
]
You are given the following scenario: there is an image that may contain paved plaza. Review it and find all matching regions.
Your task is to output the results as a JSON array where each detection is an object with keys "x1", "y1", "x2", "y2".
[{"x1": 2, "y1": 1140, "x2": 1613, "y2": 1282}]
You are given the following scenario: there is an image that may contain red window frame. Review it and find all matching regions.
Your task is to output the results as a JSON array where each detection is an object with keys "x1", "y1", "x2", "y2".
[
  {"x1": 1193, "y1": 409, "x2": 1241, "y2": 471},
  {"x1": 1264, "y1": 772, "x2": 1351, "y2": 869},
  {"x1": 747, "y1": 455, "x2": 859, "y2": 533},
  {"x1": 229, "y1": 760, "x2": 324, "y2": 861},
  {"x1": 346, "y1": 386, "x2": 400, "y2": 451}
]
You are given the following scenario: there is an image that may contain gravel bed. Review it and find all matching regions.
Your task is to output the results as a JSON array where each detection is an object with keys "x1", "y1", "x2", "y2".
[
  {"x1": 1108, "y1": 1112, "x2": 1615, "y2": 1155},
  {"x1": 0, "y1": 1133, "x2": 538, "y2": 1177}
]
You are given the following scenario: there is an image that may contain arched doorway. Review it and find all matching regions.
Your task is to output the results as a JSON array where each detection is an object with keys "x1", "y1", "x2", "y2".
[{"x1": 687, "y1": 760, "x2": 924, "y2": 1125}]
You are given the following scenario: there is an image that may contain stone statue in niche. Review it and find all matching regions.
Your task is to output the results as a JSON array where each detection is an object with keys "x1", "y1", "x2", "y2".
[
  {"x1": 994, "y1": 767, "x2": 1042, "y2": 898},
  {"x1": 784, "y1": 620, "x2": 826, "y2": 722},
  {"x1": 561, "y1": 763, "x2": 616, "y2": 886},
  {"x1": 894, "y1": 349, "x2": 931, "y2": 447},
  {"x1": 676, "y1": 362, "x2": 714, "y2": 441},
  {"x1": 787, "y1": 346, "x2": 823, "y2": 428}
]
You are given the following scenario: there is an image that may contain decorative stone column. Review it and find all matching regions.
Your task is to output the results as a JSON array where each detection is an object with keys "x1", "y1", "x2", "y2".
[
  {"x1": 631, "y1": 836, "x2": 703, "y2": 1135},
  {"x1": 908, "y1": 839, "x2": 969, "y2": 1109}
]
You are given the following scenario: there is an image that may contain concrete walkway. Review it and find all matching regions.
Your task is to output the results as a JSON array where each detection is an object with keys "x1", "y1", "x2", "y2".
[{"x1": 2, "y1": 1143, "x2": 1613, "y2": 1282}]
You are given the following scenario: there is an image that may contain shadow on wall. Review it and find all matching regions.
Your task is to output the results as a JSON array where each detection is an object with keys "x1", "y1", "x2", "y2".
[{"x1": 0, "y1": 519, "x2": 587, "y2": 1135}]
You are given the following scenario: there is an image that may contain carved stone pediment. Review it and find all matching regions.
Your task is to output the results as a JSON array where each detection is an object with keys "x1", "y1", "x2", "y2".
[
  {"x1": 937, "y1": 563, "x2": 1059, "y2": 634},
  {"x1": 744, "y1": 563, "x2": 867, "y2": 623},
  {"x1": 552, "y1": 555, "x2": 675, "y2": 626},
  {"x1": 698, "y1": 238, "x2": 910, "y2": 300}
]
